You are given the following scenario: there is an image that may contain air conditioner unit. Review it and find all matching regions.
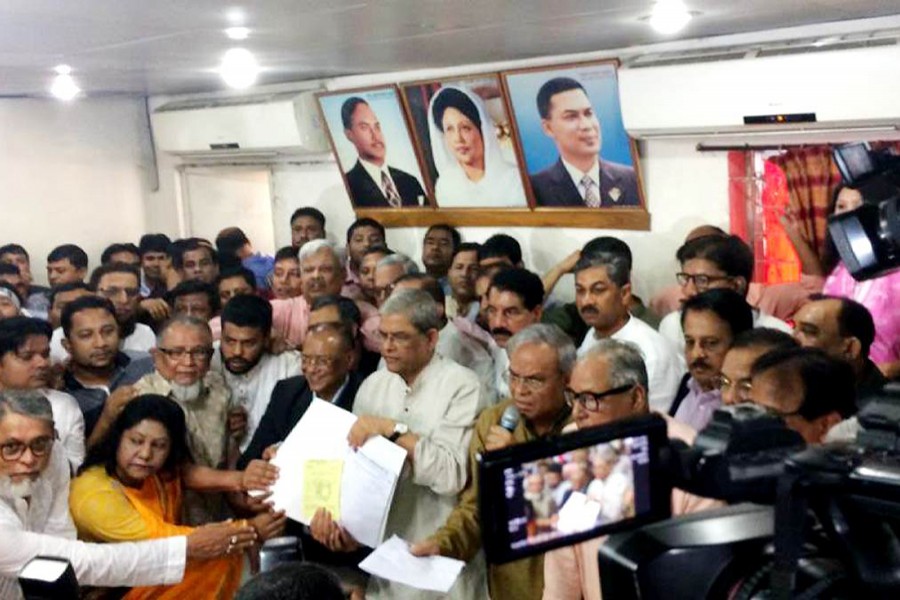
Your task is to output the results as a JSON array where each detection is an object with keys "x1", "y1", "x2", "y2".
[
  {"x1": 619, "y1": 44, "x2": 900, "y2": 141},
  {"x1": 151, "y1": 91, "x2": 331, "y2": 157}
]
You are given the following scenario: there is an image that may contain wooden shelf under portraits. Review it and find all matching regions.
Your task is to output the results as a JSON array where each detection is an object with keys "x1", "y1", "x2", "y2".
[{"x1": 353, "y1": 208, "x2": 651, "y2": 230}]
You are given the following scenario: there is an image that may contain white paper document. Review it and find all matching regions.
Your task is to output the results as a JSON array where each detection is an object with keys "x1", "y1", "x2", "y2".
[
  {"x1": 359, "y1": 535, "x2": 465, "y2": 593},
  {"x1": 268, "y1": 399, "x2": 407, "y2": 547}
]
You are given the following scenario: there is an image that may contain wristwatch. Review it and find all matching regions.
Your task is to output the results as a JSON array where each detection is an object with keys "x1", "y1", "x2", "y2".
[{"x1": 388, "y1": 422, "x2": 409, "y2": 442}]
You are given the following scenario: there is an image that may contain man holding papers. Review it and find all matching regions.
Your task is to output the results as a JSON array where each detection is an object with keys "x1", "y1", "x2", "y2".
[
  {"x1": 310, "y1": 289, "x2": 487, "y2": 599},
  {"x1": 409, "y1": 324, "x2": 575, "y2": 600}
]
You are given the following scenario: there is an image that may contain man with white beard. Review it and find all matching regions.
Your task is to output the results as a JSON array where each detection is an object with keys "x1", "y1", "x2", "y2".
[{"x1": 132, "y1": 315, "x2": 237, "y2": 523}]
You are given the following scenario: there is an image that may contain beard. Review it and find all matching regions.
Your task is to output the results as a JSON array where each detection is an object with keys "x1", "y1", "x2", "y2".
[
  {"x1": 0, "y1": 474, "x2": 35, "y2": 501},
  {"x1": 170, "y1": 380, "x2": 204, "y2": 403}
]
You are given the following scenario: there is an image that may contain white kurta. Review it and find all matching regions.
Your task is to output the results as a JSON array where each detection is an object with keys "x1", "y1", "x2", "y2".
[
  {"x1": 352, "y1": 354, "x2": 486, "y2": 600},
  {"x1": 212, "y1": 350, "x2": 303, "y2": 452},
  {"x1": 0, "y1": 446, "x2": 185, "y2": 598},
  {"x1": 579, "y1": 316, "x2": 685, "y2": 413}
]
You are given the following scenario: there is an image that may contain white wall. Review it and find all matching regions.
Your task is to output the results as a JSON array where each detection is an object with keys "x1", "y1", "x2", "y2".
[
  {"x1": 260, "y1": 140, "x2": 730, "y2": 303},
  {"x1": 0, "y1": 97, "x2": 153, "y2": 285}
]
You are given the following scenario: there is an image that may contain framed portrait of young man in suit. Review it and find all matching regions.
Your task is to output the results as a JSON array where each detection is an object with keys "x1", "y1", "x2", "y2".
[
  {"x1": 318, "y1": 86, "x2": 431, "y2": 210},
  {"x1": 503, "y1": 61, "x2": 647, "y2": 212},
  {"x1": 401, "y1": 74, "x2": 530, "y2": 209}
]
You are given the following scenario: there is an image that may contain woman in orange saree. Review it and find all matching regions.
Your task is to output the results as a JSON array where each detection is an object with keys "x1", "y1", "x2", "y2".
[{"x1": 70, "y1": 394, "x2": 284, "y2": 600}]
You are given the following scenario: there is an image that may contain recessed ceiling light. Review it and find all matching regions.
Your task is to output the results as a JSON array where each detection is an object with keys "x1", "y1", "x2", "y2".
[
  {"x1": 50, "y1": 66, "x2": 80, "y2": 101},
  {"x1": 649, "y1": 0, "x2": 692, "y2": 35},
  {"x1": 220, "y1": 48, "x2": 259, "y2": 89},
  {"x1": 225, "y1": 26, "x2": 250, "y2": 40}
]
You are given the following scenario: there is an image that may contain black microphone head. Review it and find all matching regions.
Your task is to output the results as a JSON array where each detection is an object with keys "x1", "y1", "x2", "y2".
[{"x1": 500, "y1": 405, "x2": 520, "y2": 432}]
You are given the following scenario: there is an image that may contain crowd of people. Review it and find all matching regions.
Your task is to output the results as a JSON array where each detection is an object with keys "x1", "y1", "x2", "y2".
[{"x1": 0, "y1": 183, "x2": 896, "y2": 599}]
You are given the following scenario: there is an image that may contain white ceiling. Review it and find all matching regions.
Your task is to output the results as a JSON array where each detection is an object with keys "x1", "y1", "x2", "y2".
[{"x1": 3, "y1": 0, "x2": 900, "y2": 97}]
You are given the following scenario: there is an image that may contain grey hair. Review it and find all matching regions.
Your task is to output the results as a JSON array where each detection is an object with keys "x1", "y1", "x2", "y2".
[
  {"x1": 506, "y1": 323, "x2": 577, "y2": 374},
  {"x1": 0, "y1": 390, "x2": 54, "y2": 425},
  {"x1": 298, "y1": 239, "x2": 342, "y2": 270},
  {"x1": 376, "y1": 253, "x2": 419, "y2": 276},
  {"x1": 380, "y1": 288, "x2": 441, "y2": 333},
  {"x1": 573, "y1": 252, "x2": 631, "y2": 287},
  {"x1": 156, "y1": 314, "x2": 213, "y2": 345},
  {"x1": 581, "y1": 339, "x2": 649, "y2": 392}
]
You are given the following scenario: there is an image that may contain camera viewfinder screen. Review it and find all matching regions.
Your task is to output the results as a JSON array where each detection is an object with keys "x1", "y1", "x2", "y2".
[{"x1": 501, "y1": 435, "x2": 651, "y2": 551}]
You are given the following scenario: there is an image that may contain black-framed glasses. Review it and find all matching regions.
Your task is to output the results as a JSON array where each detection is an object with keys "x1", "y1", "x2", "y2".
[
  {"x1": 157, "y1": 347, "x2": 214, "y2": 362},
  {"x1": 565, "y1": 384, "x2": 635, "y2": 412},
  {"x1": 0, "y1": 434, "x2": 55, "y2": 461},
  {"x1": 675, "y1": 272, "x2": 733, "y2": 290}
]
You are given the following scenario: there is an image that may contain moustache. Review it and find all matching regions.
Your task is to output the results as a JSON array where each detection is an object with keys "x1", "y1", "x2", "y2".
[
  {"x1": 690, "y1": 360, "x2": 711, "y2": 371},
  {"x1": 580, "y1": 306, "x2": 599, "y2": 316},
  {"x1": 491, "y1": 327, "x2": 513, "y2": 338}
]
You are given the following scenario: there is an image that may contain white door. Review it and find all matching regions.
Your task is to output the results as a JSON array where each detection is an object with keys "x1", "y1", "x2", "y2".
[{"x1": 181, "y1": 167, "x2": 276, "y2": 255}]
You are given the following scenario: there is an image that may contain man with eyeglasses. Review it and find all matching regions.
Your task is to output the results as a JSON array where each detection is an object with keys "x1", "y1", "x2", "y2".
[
  {"x1": 719, "y1": 328, "x2": 798, "y2": 406},
  {"x1": 132, "y1": 315, "x2": 233, "y2": 524},
  {"x1": 372, "y1": 253, "x2": 419, "y2": 308},
  {"x1": 271, "y1": 240, "x2": 380, "y2": 353},
  {"x1": 408, "y1": 323, "x2": 574, "y2": 600},
  {"x1": 211, "y1": 295, "x2": 301, "y2": 454},
  {"x1": 0, "y1": 317, "x2": 84, "y2": 469},
  {"x1": 310, "y1": 289, "x2": 486, "y2": 600},
  {"x1": 658, "y1": 234, "x2": 791, "y2": 355},
  {"x1": 668, "y1": 289, "x2": 753, "y2": 431},
  {"x1": 746, "y1": 346, "x2": 856, "y2": 445},
  {"x1": 49, "y1": 264, "x2": 156, "y2": 363},
  {"x1": 543, "y1": 339, "x2": 719, "y2": 600},
  {"x1": 59, "y1": 296, "x2": 154, "y2": 445}
]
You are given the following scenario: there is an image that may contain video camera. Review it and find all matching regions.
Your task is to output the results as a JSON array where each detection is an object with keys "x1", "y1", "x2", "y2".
[
  {"x1": 478, "y1": 385, "x2": 900, "y2": 598},
  {"x1": 828, "y1": 142, "x2": 900, "y2": 280}
]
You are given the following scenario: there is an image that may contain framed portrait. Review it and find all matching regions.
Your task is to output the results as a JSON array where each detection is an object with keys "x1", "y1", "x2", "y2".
[
  {"x1": 317, "y1": 86, "x2": 431, "y2": 210},
  {"x1": 401, "y1": 74, "x2": 530, "y2": 209},
  {"x1": 503, "y1": 60, "x2": 647, "y2": 212}
]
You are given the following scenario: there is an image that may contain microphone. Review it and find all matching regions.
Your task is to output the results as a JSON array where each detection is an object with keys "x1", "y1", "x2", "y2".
[{"x1": 499, "y1": 405, "x2": 520, "y2": 432}]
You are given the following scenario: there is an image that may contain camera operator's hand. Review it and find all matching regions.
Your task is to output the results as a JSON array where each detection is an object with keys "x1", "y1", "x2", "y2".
[
  {"x1": 485, "y1": 425, "x2": 515, "y2": 452},
  {"x1": 310, "y1": 508, "x2": 361, "y2": 552},
  {"x1": 409, "y1": 538, "x2": 440, "y2": 557}
]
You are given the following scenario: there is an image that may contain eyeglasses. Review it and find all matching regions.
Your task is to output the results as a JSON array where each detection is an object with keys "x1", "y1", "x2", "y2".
[
  {"x1": 301, "y1": 354, "x2": 340, "y2": 368},
  {"x1": 98, "y1": 286, "x2": 140, "y2": 300},
  {"x1": 0, "y1": 434, "x2": 55, "y2": 461},
  {"x1": 675, "y1": 272, "x2": 733, "y2": 291},
  {"x1": 157, "y1": 347, "x2": 214, "y2": 362},
  {"x1": 565, "y1": 384, "x2": 635, "y2": 412},
  {"x1": 504, "y1": 370, "x2": 552, "y2": 392},
  {"x1": 715, "y1": 374, "x2": 753, "y2": 400}
]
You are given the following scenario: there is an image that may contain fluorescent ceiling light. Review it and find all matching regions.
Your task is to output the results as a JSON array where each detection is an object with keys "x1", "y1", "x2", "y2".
[
  {"x1": 50, "y1": 65, "x2": 80, "y2": 100},
  {"x1": 220, "y1": 48, "x2": 259, "y2": 89},
  {"x1": 650, "y1": 0, "x2": 692, "y2": 35},
  {"x1": 225, "y1": 27, "x2": 250, "y2": 40}
]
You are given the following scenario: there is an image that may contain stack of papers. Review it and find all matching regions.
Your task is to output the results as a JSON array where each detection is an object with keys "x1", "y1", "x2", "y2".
[{"x1": 269, "y1": 400, "x2": 407, "y2": 547}]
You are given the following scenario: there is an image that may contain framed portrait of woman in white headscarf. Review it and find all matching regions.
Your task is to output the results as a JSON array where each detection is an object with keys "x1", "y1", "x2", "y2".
[{"x1": 401, "y1": 75, "x2": 530, "y2": 209}]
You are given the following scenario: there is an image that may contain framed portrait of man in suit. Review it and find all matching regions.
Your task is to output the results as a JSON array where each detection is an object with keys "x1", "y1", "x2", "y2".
[
  {"x1": 317, "y1": 86, "x2": 431, "y2": 210},
  {"x1": 503, "y1": 61, "x2": 647, "y2": 211},
  {"x1": 401, "y1": 74, "x2": 530, "y2": 209}
]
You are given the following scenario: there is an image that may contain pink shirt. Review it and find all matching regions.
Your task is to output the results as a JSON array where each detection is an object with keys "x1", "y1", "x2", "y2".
[
  {"x1": 542, "y1": 416, "x2": 723, "y2": 600},
  {"x1": 824, "y1": 264, "x2": 900, "y2": 364},
  {"x1": 270, "y1": 295, "x2": 381, "y2": 353}
]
